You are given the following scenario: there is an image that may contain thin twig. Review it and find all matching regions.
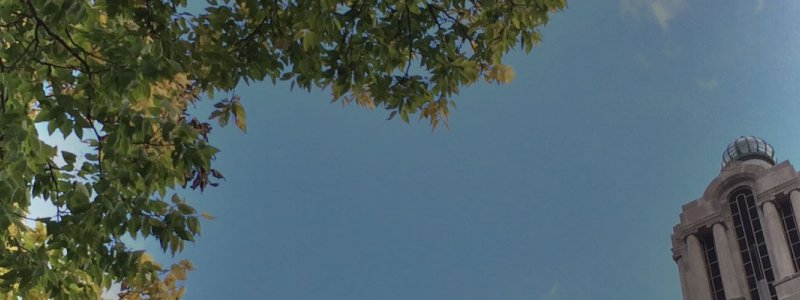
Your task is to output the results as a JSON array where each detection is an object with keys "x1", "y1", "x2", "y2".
[{"x1": 46, "y1": 162, "x2": 63, "y2": 221}]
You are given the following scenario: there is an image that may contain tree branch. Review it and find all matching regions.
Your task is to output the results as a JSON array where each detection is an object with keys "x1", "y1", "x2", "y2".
[{"x1": 26, "y1": 0, "x2": 91, "y2": 71}]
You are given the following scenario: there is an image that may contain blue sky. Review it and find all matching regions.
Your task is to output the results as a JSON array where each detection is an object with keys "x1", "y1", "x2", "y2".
[{"x1": 40, "y1": 1, "x2": 800, "y2": 299}]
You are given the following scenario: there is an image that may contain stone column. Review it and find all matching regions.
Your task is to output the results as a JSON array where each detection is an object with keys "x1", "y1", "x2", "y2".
[
  {"x1": 676, "y1": 255, "x2": 691, "y2": 300},
  {"x1": 686, "y1": 234, "x2": 714, "y2": 300},
  {"x1": 712, "y1": 223, "x2": 742, "y2": 299},
  {"x1": 762, "y1": 200, "x2": 795, "y2": 280}
]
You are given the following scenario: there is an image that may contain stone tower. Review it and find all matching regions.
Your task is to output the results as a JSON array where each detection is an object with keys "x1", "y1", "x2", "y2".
[{"x1": 672, "y1": 136, "x2": 800, "y2": 300}]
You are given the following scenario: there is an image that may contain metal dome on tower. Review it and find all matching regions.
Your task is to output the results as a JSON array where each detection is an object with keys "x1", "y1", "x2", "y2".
[{"x1": 721, "y1": 136, "x2": 776, "y2": 170}]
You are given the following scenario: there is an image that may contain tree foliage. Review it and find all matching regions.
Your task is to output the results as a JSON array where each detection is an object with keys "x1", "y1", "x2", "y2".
[{"x1": 0, "y1": 0, "x2": 564, "y2": 298}]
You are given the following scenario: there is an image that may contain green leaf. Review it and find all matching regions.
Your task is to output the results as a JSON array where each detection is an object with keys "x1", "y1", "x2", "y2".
[
  {"x1": 148, "y1": 218, "x2": 166, "y2": 228},
  {"x1": 177, "y1": 203, "x2": 196, "y2": 215},
  {"x1": 171, "y1": 194, "x2": 182, "y2": 204},
  {"x1": 84, "y1": 153, "x2": 99, "y2": 161},
  {"x1": 408, "y1": 4, "x2": 421, "y2": 14},
  {"x1": 187, "y1": 217, "x2": 200, "y2": 235},
  {"x1": 302, "y1": 31, "x2": 319, "y2": 51},
  {"x1": 61, "y1": 151, "x2": 77, "y2": 164}
]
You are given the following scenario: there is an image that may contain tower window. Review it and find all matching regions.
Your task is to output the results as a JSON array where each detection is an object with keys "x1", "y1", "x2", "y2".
[
  {"x1": 778, "y1": 201, "x2": 800, "y2": 271},
  {"x1": 702, "y1": 236, "x2": 726, "y2": 300},
  {"x1": 729, "y1": 187, "x2": 778, "y2": 300}
]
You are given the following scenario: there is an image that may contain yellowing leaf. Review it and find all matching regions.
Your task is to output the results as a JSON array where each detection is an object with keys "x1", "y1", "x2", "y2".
[
  {"x1": 171, "y1": 265, "x2": 187, "y2": 281},
  {"x1": 201, "y1": 212, "x2": 215, "y2": 220},
  {"x1": 232, "y1": 101, "x2": 247, "y2": 133},
  {"x1": 500, "y1": 65, "x2": 516, "y2": 83},
  {"x1": 98, "y1": 13, "x2": 108, "y2": 26},
  {"x1": 179, "y1": 259, "x2": 195, "y2": 271},
  {"x1": 483, "y1": 64, "x2": 517, "y2": 84}
]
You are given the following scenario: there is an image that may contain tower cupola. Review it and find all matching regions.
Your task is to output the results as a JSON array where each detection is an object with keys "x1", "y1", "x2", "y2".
[{"x1": 721, "y1": 136, "x2": 775, "y2": 170}]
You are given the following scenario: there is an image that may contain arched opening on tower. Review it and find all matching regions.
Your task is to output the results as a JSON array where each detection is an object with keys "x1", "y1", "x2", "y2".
[{"x1": 729, "y1": 187, "x2": 778, "y2": 300}]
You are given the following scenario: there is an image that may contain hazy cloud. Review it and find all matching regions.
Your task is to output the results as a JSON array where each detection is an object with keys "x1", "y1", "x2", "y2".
[
  {"x1": 541, "y1": 284, "x2": 560, "y2": 300},
  {"x1": 620, "y1": 0, "x2": 687, "y2": 31},
  {"x1": 697, "y1": 78, "x2": 719, "y2": 90},
  {"x1": 548, "y1": 284, "x2": 558, "y2": 296},
  {"x1": 755, "y1": 0, "x2": 765, "y2": 12}
]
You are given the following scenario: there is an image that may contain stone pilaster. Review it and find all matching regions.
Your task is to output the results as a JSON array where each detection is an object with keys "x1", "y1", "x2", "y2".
[
  {"x1": 712, "y1": 223, "x2": 743, "y2": 299},
  {"x1": 686, "y1": 234, "x2": 714, "y2": 300},
  {"x1": 762, "y1": 200, "x2": 796, "y2": 280}
]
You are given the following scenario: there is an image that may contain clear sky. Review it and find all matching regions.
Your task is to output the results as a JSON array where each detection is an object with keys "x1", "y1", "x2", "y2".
[{"x1": 67, "y1": 1, "x2": 800, "y2": 299}]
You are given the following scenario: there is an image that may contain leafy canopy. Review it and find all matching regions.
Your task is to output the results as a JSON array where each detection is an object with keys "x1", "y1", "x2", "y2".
[{"x1": 0, "y1": 0, "x2": 564, "y2": 298}]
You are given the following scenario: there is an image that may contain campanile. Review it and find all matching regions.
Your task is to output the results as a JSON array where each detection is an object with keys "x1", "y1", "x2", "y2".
[{"x1": 673, "y1": 136, "x2": 800, "y2": 300}]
